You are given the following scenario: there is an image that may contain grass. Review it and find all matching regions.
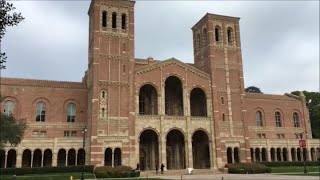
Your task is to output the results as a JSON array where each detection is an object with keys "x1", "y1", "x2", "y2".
[
  {"x1": 271, "y1": 166, "x2": 320, "y2": 173},
  {"x1": 283, "y1": 172, "x2": 320, "y2": 176},
  {"x1": 0, "y1": 172, "x2": 94, "y2": 180}
]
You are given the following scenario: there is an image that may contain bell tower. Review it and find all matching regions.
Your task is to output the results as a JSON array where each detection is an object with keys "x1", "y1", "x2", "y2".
[
  {"x1": 86, "y1": 0, "x2": 136, "y2": 166},
  {"x1": 191, "y1": 14, "x2": 248, "y2": 167}
]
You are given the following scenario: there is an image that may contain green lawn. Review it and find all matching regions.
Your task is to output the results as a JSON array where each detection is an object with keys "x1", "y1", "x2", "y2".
[
  {"x1": 283, "y1": 172, "x2": 320, "y2": 176},
  {"x1": 0, "y1": 172, "x2": 94, "y2": 180},
  {"x1": 271, "y1": 166, "x2": 320, "y2": 173}
]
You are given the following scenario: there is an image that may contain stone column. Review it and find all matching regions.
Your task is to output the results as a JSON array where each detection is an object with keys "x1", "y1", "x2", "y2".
[
  {"x1": 31, "y1": 152, "x2": 34, "y2": 167},
  {"x1": 267, "y1": 150, "x2": 271, "y2": 162},
  {"x1": 307, "y1": 149, "x2": 311, "y2": 161},
  {"x1": 288, "y1": 149, "x2": 292, "y2": 161},
  {"x1": 295, "y1": 150, "x2": 298, "y2": 161},
  {"x1": 52, "y1": 153, "x2": 57, "y2": 166},
  {"x1": 112, "y1": 152, "x2": 114, "y2": 167},
  {"x1": 300, "y1": 149, "x2": 303, "y2": 161},
  {"x1": 41, "y1": 151, "x2": 44, "y2": 167},
  {"x1": 65, "y1": 153, "x2": 68, "y2": 166},
  {"x1": 259, "y1": 151, "x2": 262, "y2": 162},
  {"x1": 16, "y1": 153, "x2": 22, "y2": 168},
  {"x1": 4, "y1": 153, "x2": 7, "y2": 168},
  {"x1": 160, "y1": 138, "x2": 167, "y2": 170},
  {"x1": 75, "y1": 151, "x2": 78, "y2": 165},
  {"x1": 209, "y1": 142, "x2": 213, "y2": 169},
  {"x1": 280, "y1": 149, "x2": 283, "y2": 162},
  {"x1": 231, "y1": 148, "x2": 235, "y2": 163},
  {"x1": 252, "y1": 149, "x2": 256, "y2": 162},
  {"x1": 186, "y1": 138, "x2": 193, "y2": 168}
]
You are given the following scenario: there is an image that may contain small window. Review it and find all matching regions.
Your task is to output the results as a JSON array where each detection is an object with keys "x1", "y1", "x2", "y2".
[
  {"x1": 227, "y1": 28, "x2": 233, "y2": 44},
  {"x1": 32, "y1": 130, "x2": 39, "y2": 137},
  {"x1": 101, "y1": 108, "x2": 105, "y2": 117},
  {"x1": 257, "y1": 133, "x2": 262, "y2": 139},
  {"x1": 64, "y1": 131, "x2": 70, "y2": 137},
  {"x1": 197, "y1": 33, "x2": 201, "y2": 49},
  {"x1": 202, "y1": 28, "x2": 207, "y2": 47},
  {"x1": 67, "y1": 103, "x2": 76, "y2": 122},
  {"x1": 121, "y1": 14, "x2": 126, "y2": 30},
  {"x1": 262, "y1": 134, "x2": 266, "y2": 139},
  {"x1": 123, "y1": 43, "x2": 126, "y2": 52},
  {"x1": 102, "y1": 91, "x2": 106, "y2": 98},
  {"x1": 222, "y1": 113, "x2": 225, "y2": 121},
  {"x1": 40, "y1": 131, "x2": 46, "y2": 137},
  {"x1": 221, "y1": 97, "x2": 224, "y2": 105},
  {"x1": 275, "y1": 111, "x2": 282, "y2": 127},
  {"x1": 295, "y1": 134, "x2": 300, "y2": 139},
  {"x1": 71, "y1": 131, "x2": 77, "y2": 137},
  {"x1": 3, "y1": 100, "x2": 14, "y2": 116},
  {"x1": 215, "y1": 26, "x2": 220, "y2": 42},
  {"x1": 112, "y1": 12, "x2": 117, "y2": 28},
  {"x1": 102, "y1": 11, "x2": 107, "y2": 28},
  {"x1": 277, "y1": 134, "x2": 281, "y2": 139},
  {"x1": 281, "y1": 134, "x2": 285, "y2": 139},
  {"x1": 36, "y1": 102, "x2": 46, "y2": 122},
  {"x1": 293, "y1": 112, "x2": 300, "y2": 127},
  {"x1": 122, "y1": 64, "x2": 126, "y2": 73},
  {"x1": 256, "y1": 111, "x2": 263, "y2": 127}
]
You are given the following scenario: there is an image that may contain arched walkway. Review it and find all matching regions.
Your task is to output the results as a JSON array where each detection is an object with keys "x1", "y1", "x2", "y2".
[
  {"x1": 67, "y1": 149, "x2": 76, "y2": 166},
  {"x1": 165, "y1": 76, "x2": 183, "y2": 116},
  {"x1": 7, "y1": 149, "x2": 16, "y2": 168},
  {"x1": 104, "y1": 148, "x2": 112, "y2": 166},
  {"x1": 276, "y1": 148, "x2": 281, "y2": 161},
  {"x1": 262, "y1": 148, "x2": 267, "y2": 162},
  {"x1": 227, "y1": 147, "x2": 233, "y2": 164},
  {"x1": 77, "y1": 149, "x2": 85, "y2": 165},
  {"x1": 282, "y1": 148, "x2": 288, "y2": 161},
  {"x1": 57, "y1": 149, "x2": 66, "y2": 166},
  {"x1": 192, "y1": 130, "x2": 210, "y2": 168},
  {"x1": 166, "y1": 129, "x2": 185, "y2": 169},
  {"x1": 270, "y1": 148, "x2": 275, "y2": 162},
  {"x1": 0, "y1": 150, "x2": 4, "y2": 168},
  {"x1": 291, "y1": 148, "x2": 296, "y2": 161},
  {"x1": 255, "y1": 148, "x2": 261, "y2": 162},
  {"x1": 43, "y1": 149, "x2": 52, "y2": 167},
  {"x1": 139, "y1": 84, "x2": 158, "y2": 115},
  {"x1": 33, "y1": 149, "x2": 42, "y2": 167},
  {"x1": 114, "y1": 148, "x2": 122, "y2": 166},
  {"x1": 139, "y1": 129, "x2": 159, "y2": 170},
  {"x1": 190, "y1": 88, "x2": 207, "y2": 117},
  {"x1": 297, "y1": 148, "x2": 302, "y2": 161},
  {"x1": 22, "y1": 149, "x2": 31, "y2": 167}
]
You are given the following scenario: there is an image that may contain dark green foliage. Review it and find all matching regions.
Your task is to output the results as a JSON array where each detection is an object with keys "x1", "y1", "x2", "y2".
[
  {"x1": 0, "y1": 113, "x2": 27, "y2": 149},
  {"x1": 259, "y1": 161, "x2": 320, "y2": 167},
  {"x1": 245, "y1": 86, "x2": 263, "y2": 93},
  {"x1": 94, "y1": 166, "x2": 140, "y2": 178},
  {"x1": 0, "y1": 165, "x2": 94, "y2": 176},
  {"x1": 0, "y1": 0, "x2": 24, "y2": 69},
  {"x1": 226, "y1": 163, "x2": 271, "y2": 174},
  {"x1": 291, "y1": 91, "x2": 320, "y2": 138}
]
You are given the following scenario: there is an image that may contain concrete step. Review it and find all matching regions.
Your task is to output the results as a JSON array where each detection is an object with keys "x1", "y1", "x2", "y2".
[{"x1": 140, "y1": 168, "x2": 223, "y2": 177}]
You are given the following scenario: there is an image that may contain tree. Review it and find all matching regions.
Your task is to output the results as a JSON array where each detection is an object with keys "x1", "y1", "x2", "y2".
[
  {"x1": 0, "y1": 113, "x2": 27, "y2": 149},
  {"x1": 0, "y1": 0, "x2": 24, "y2": 69},
  {"x1": 245, "y1": 86, "x2": 263, "y2": 93},
  {"x1": 291, "y1": 91, "x2": 320, "y2": 138}
]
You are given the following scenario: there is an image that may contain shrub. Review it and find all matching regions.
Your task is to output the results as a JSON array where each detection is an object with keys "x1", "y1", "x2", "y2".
[
  {"x1": 259, "y1": 161, "x2": 320, "y2": 167},
  {"x1": 94, "y1": 165, "x2": 139, "y2": 178},
  {"x1": 227, "y1": 163, "x2": 271, "y2": 174},
  {"x1": 0, "y1": 165, "x2": 94, "y2": 176}
]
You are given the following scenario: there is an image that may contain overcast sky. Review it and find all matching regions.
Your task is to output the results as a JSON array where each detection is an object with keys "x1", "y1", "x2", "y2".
[{"x1": 1, "y1": 1, "x2": 319, "y2": 94}]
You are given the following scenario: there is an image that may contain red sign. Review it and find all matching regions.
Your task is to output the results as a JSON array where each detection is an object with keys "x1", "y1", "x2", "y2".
[{"x1": 299, "y1": 140, "x2": 306, "y2": 148}]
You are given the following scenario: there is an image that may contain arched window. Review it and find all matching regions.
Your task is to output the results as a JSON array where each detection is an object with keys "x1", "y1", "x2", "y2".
[
  {"x1": 101, "y1": 91, "x2": 106, "y2": 99},
  {"x1": 222, "y1": 113, "x2": 225, "y2": 121},
  {"x1": 190, "y1": 88, "x2": 207, "y2": 117},
  {"x1": 102, "y1": 11, "x2": 107, "y2": 28},
  {"x1": 121, "y1": 14, "x2": 126, "y2": 30},
  {"x1": 67, "y1": 103, "x2": 76, "y2": 122},
  {"x1": 139, "y1": 84, "x2": 158, "y2": 115},
  {"x1": 256, "y1": 111, "x2": 263, "y2": 127},
  {"x1": 221, "y1": 97, "x2": 224, "y2": 105},
  {"x1": 293, "y1": 112, "x2": 300, "y2": 127},
  {"x1": 3, "y1": 100, "x2": 14, "y2": 116},
  {"x1": 227, "y1": 27, "x2": 233, "y2": 44},
  {"x1": 275, "y1": 111, "x2": 282, "y2": 127},
  {"x1": 215, "y1": 26, "x2": 220, "y2": 42},
  {"x1": 197, "y1": 33, "x2": 201, "y2": 50},
  {"x1": 202, "y1": 28, "x2": 207, "y2": 47},
  {"x1": 36, "y1": 102, "x2": 46, "y2": 122},
  {"x1": 101, "y1": 108, "x2": 105, "y2": 117},
  {"x1": 112, "y1": 12, "x2": 117, "y2": 28}
]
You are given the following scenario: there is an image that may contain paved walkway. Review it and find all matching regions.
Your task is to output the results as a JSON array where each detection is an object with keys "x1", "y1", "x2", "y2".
[{"x1": 148, "y1": 173, "x2": 319, "y2": 180}]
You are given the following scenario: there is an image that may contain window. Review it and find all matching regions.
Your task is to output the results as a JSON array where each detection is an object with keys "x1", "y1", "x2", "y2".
[
  {"x1": 197, "y1": 33, "x2": 201, "y2": 49},
  {"x1": 262, "y1": 134, "x2": 266, "y2": 139},
  {"x1": 64, "y1": 131, "x2": 70, "y2": 137},
  {"x1": 277, "y1": 133, "x2": 285, "y2": 139},
  {"x1": 222, "y1": 113, "x2": 225, "y2": 121},
  {"x1": 221, "y1": 97, "x2": 224, "y2": 105},
  {"x1": 3, "y1": 100, "x2": 14, "y2": 115},
  {"x1": 67, "y1": 103, "x2": 76, "y2": 122},
  {"x1": 40, "y1": 131, "x2": 46, "y2": 137},
  {"x1": 202, "y1": 28, "x2": 207, "y2": 47},
  {"x1": 102, "y1": 11, "x2": 107, "y2": 28},
  {"x1": 257, "y1": 134, "x2": 262, "y2": 139},
  {"x1": 102, "y1": 91, "x2": 106, "y2": 98},
  {"x1": 121, "y1": 13, "x2": 126, "y2": 30},
  {"x1": 227, "y1": 27, "x2": 233, "y2": 44},
  {"x1": 32, "y1": 130, "x2": 39, "y2": 137},
  {"x1": 112, "y1": 12, "x2": 117, "y2": 28},
  {"x1": 256, "y1": 111, "x2": 263, "y2": 127},
  {"x1": 101, "y1": 108, "x2": 105, "y2": 117},
  {"x1": 71, "y1": 131, "x2": 77, "y2": 137},
  {"x1": 215, "y1": 26, "x2": 220, "y2": 42},
  {"x1": 36, "y1": 102, "x2": 46, "y2": 122},
  {"x1": 257, "y1": 133, "x2": 266, "y2": 139},
  {"x1": 275, "y1": 111, "x2": 282, "y2": 127},
  {"x1": 295, "y1": 134, "x2": 300, "y2": 139},
  {"x1": 293, "y1": 112, "x2": 300, "y2": 127},
  {"x1": 122, "y1": 64, "x2": 126, "y2": 73},
  {"x1": 281, "y1": 134, "x2": 285, "y2": 139}
]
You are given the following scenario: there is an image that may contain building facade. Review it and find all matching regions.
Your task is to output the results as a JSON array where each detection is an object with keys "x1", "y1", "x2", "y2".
[{"x1": 0, "y1": 0, "x2": 319, "y2": 170}]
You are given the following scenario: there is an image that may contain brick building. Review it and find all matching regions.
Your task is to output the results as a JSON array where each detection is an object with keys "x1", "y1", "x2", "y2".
[{"x1": 0, "y1": 0, "x2": 319, "y2": 170}]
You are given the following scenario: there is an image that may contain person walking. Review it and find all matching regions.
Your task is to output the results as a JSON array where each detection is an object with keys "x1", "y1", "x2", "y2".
[{"x1": 160, "y1": 163, "x2": 165, "y2": 174}]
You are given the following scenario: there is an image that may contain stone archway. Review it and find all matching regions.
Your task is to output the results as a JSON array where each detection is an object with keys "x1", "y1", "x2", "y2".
[
  {"x1": 43, "y1": 149, "x2": 52, "y2": 167},
  {"x1": 227, "y1": 147, "x2": 233, "y2": 164},
  {"x1": 57, "y1": 149, "x2": 66, "y2": 166},
  {"x1": 166, "y1": 129, "x2": 185, "y2": 169},
  {"x1": 104, "y1": 148, "x2": 112, "y2": 166},
  {"x1": 67, "y1": 149, "x2": 76, "y2": 166},
  {"x1": 114, "y1": 148, "x2": 122, "y2": 166},
  {"x1": 6, "y1": 149, "x2": 16, "y2": 168},
  {"x1": 33, "y1": 149, "x2": 42, "y2": 167},
  {"x1": 22, "y1": 149, "x2": 31, "y2": 167},
  {"x1": 192, "y1": 130, "x2": 210, "y2": 169},
  {"x1": 139, "y1": 129, "x2": 159, "y2": 170},
  {"x1": 165, "y1": 76, "x2": 183, "y2": 116},
  {"x1": 0, "y1": 149, "x2": 4, "y2": 168}
]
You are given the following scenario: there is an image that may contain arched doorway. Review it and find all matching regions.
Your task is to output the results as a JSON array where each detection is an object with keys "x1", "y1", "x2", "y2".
[
  {"x1": 43, "y1": 149, "x2": 52, "y2": 167},
  {"x1": 139, "y1": 84, "x2": 158, "y2": 115},
  {"x1": 166, "y1": 129, "x2": 185, "y2": 169},
  {"x1": 165, "y1": 76, "x2": 183, "y2": 116},
  {"x1": 57, "y1": 149, "x2": 66, "y2": 166},
  {"x1": 250, "y1": 148, "x2": 254, "y2": 162},
  {"x1": 291, "y1": 148, "x2": 296, "y2": 161},
  {"x1": 276, "y1": 148, "x2": 281, "y2": 161},
  {"x1": 77, "y1": 149, "x2": 85, "y2": 165},
  {"x1": 234, "y1": 147, "x2": 240, "y2": 163},
  {"x1": 282, "y1": 148, "x2": 288, "y2": 161},
  {"x1": 227, "y1": 147, "x2": 233, "y2": 164},
  {"x1": 114, "y1": 148, "x2": 122, "y2": 166},
  {"x1": 139, "y1": 129, "x2": 159, "y2": 170},
  {"x1": 297, "y1": 148, "x2": 302, "y2": 161},
  {"x1": 190, "y1": 88, "x2": 207, "y2": 116},
  {"x1": 22, "y1": 149, "x2": 31, "y2": 167},
  {"x1": 255, "y1": 148, "x2": 260, "y2": 162},
  {"x1": 68, "y1": 149, "x2": 76, "y2": 166},
  {"x1": 104, "y1": 148, "x2": 112, "y2": 166},
  {"x1": 6, "y1": 149, "x2": 16, "y2": 168},
  {"x1": 192, "y1": 130, "x2": 210, "y2": 168},
  {"x1": 270, "y1": 148, "x2": 275, "y2": 162},
  {"x1": 262, "y1": 148, "x2": 267, "y2": 161},
  {"x1": 0, "y1": 149, "x2": 4, "y2": 168},
  {"x1": 33, "y1": 149, "x2": 42, "y2": 167}
]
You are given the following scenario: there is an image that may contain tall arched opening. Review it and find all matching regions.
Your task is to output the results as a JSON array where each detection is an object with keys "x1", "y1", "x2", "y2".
[
  {"x1": 165, "y1": 76, "x2": 183, "y2": 116},
  {"x1": 139, "y1": 129, "x2": 159, "y2": 170},
  {"x1": 166, "y1": 129, "x2": 185, "y2": 169},
  {"x1": 192, "y1": 130, "x2": 210, "y2": 169}
]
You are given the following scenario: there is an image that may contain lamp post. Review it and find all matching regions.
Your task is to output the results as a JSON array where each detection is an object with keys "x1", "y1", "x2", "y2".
[
  {"x1": 295, "y1": 131, "x2": 307, "y2": 174},
  {"x1": 81, "y1": 127, "x2": 87, "y2": 180}
]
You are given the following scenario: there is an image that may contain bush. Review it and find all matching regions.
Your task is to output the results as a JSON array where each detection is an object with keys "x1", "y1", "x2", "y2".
[
  {"x1": 227, "y1": 163, "x2": 271, "y2": 174},
  {"x1": 94, "y1": 165, "x2": 139, "y2": 178},
  {"x1": 259, "y1": 161, "x2": 320, "y2": 167},
  {"x1": 0, "y1": 165, "x2": 94, "y2": 176}
]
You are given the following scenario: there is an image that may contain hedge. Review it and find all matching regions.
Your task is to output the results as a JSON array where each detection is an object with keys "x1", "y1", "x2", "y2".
[
  {"x1": 226, "y1": 163, "x2": 271, "y2": 174},
  {"x1": 259, "y1": 161, "x2": 320, "y2": 167},
  {"x1": 0, "y1": 165, "x2": 94, "y2": 176},
  {"x1": 94, "y1": 166, "x2": 140, "y2": 178}
]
